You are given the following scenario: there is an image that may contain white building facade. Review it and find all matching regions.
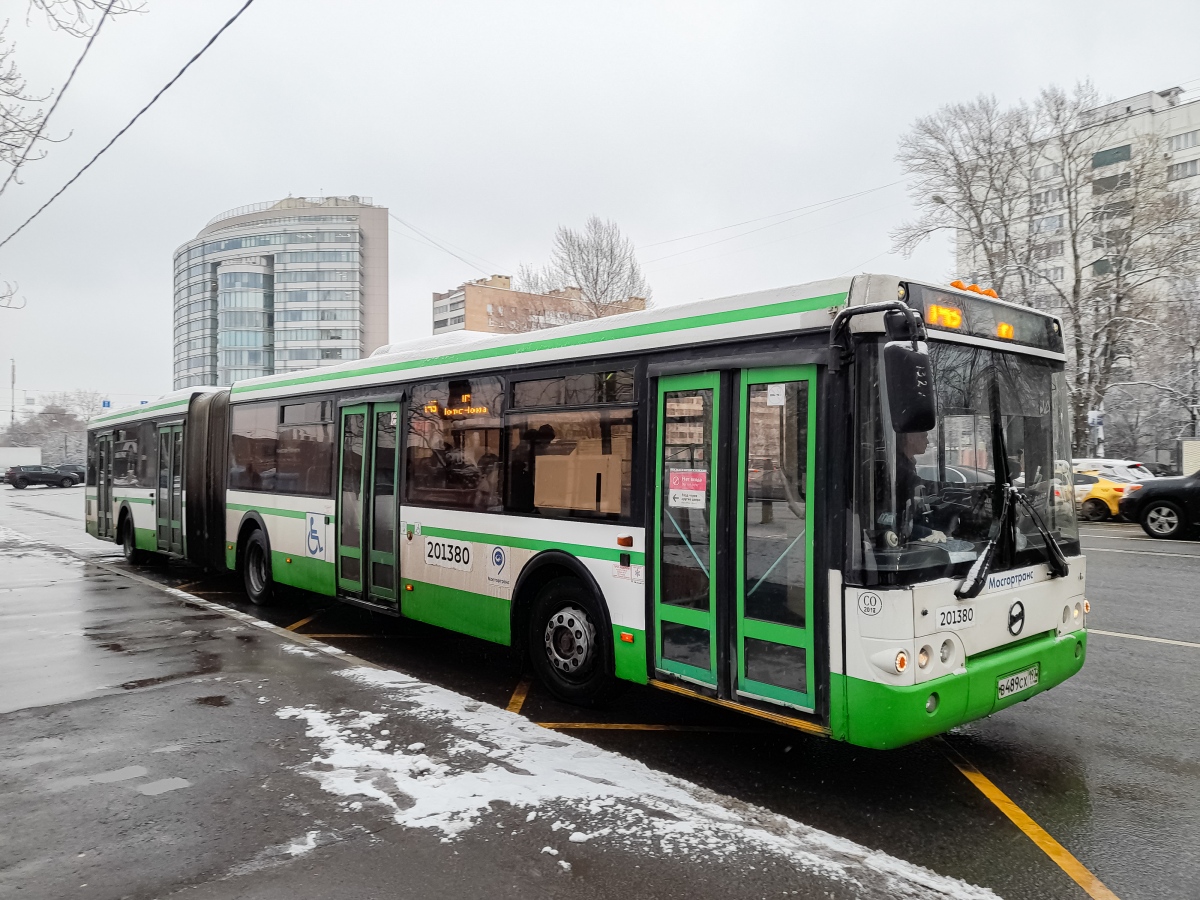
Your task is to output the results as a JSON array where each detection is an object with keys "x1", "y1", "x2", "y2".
[
  {"x1": 173, "y1": 196, "x2": 389, "y2": 389},
  {"x1": 956, "y1": 87, "x2": 1200, "y2": 287}
]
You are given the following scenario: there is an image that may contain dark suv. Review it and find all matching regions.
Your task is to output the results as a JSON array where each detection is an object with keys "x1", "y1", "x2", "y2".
[
  {"x1": 4, "y1": 465, "x2": 80, "y2": 489},
  {"x1": 1119, "y1": 469, "x2": 1200, "y2": 539}
]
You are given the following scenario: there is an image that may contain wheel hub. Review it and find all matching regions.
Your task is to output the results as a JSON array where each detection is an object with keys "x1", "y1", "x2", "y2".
[
  {"x1": 1147, "y1": 507, "x2": 1177, "y2": 534},
  {"x1": 543, "y1": 606, "x2": 594, "y2": 675}
]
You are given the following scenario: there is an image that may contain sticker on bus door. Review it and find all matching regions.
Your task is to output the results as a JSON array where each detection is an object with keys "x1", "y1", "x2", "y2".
[{"x1": 668, "y1": 469, "x2": 707, "y2": 509}]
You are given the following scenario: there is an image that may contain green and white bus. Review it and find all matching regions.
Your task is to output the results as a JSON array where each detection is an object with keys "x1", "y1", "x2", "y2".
[{"x1": 86, "y1": 273, "x2": 1087, "y2": 748}]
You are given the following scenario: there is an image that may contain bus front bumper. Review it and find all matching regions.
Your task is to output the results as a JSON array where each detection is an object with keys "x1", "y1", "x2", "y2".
[{"x1": 840, "y1": 628, "x2": 1087, "y2": 750}]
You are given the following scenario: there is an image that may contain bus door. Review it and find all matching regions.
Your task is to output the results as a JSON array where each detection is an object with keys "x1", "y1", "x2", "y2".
[
  {"x1": 734, "y1": 367, "x2": 816, "y2": 712},
  {"x1": 654, "y1": 373, "x2": 720, "y2": 687},
  {"x1": 156, "y1": 424, "x2": 184, "y2": 555},
  {"x1": 337, "y1": 402, "x2": 400, "y2": 608},
  {"x1": 653, "y1": 366, "x2": 817, "y2": 713},
  {"x1": 97, "y1": 432, "x2": 114, "y2": 539}
]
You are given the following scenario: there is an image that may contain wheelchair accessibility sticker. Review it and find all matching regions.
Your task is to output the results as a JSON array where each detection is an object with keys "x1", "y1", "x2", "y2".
[{"x1": 305, "y1": 512, "x2": 328, "y2": 561}]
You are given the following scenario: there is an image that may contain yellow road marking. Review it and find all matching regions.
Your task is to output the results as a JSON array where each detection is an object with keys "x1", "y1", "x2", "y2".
[
  {"x1": 302, "y1": 633, "x2": 399, "y2": 639},
  {"x1": 648, "y1": 679, "x2": 829, "y2": 736},
  {"x1": 538, "y1": 722, "x2": 766, "y2": 733},
  {"x1": 1089, "y1": 628, "x2": 1200, "y2": 649},
  {"x1": 506, "y1": 678, "x2": 532, "y2": 714},
  {"x1": 285, "y1": 613, "x2": 320, "y2": 632},
  {"x1": 942, "y1": 740, "x2": 1120, "y2": 900}
]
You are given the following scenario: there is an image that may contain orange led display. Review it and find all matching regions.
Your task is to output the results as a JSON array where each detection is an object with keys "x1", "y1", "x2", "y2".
[
  {"x1": 997, "y1": 322, "x2": 1015, "y2": 340},
  {"x1": 927, "y1": 304, "x2": 963, "y2": 329}
]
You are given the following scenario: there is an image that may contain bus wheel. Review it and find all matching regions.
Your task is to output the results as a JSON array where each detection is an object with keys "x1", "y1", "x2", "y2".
[
  {"x1": 121, "y1": 519, "x2": 148, "y2": 565},
  {"x1": 528, "y1": 577, "x2": 617, "y2": 706},
  {"x1": 242, "y1": 530, "x2": 275, "y2": 605}
]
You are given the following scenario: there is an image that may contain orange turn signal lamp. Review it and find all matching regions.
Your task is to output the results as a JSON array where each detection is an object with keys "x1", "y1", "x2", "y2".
[
  {"x1": 617, "y1": 534, "x2": 634, "y2": 548},
  {"x1": 619, "y1": 632, "x2": 635, "y2": 643},
  {"x1": 949, "y1": 279, "x2": 999, "y2": 299}
]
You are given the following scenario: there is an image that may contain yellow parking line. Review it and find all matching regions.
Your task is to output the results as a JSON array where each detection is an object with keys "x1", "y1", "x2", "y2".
[
  {"x1": 537, "y1": 722, "x2": 766, "y2": 733},
  {"x1": 285, "y1": 613, "x2": 319, "y2": 632},
  {"x1": 303, "y1": 633, "x2": 398, "y2": 639},
  {"x1": 942, "y1": 740, "x2": 1120, "y2": 900},
  {"x1": 506, "y1": 678, "x2": 532, "y2": 713}
]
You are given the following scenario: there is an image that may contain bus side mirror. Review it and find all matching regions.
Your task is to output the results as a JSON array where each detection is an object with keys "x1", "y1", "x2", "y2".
[{"x1": 884, "y1": 341, "x2": 936, "y2": 433}]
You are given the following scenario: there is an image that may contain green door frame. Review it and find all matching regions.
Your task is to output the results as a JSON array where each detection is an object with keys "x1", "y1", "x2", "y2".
[
  {"x1": 734, "y1": 365, "x2": 817, "y2": 711},
  {"x1": 337, "y1": 405, "x2": 369, "y2": 594},
  {"x1": 97, "y1": 432, "x2": 113, "y2": 539},
  {"x1": 366, "y1": 402, "x2": 401, "y2": 605},
  {"x1": 653, "y1": 371, "x2": 721, "y2": 686},
  {"x1": 156, "y1": 423, "x2": 184, "y2": 554}
]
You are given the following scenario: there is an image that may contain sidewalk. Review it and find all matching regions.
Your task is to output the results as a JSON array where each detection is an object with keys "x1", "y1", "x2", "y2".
[{"x1": 0, "y1": 491, "x2": 995, "y2": 900}]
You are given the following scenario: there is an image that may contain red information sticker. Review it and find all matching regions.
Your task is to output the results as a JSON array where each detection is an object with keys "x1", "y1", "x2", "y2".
[{"x1": 668, "y1": 469, "x2": 707, "y2": 509}]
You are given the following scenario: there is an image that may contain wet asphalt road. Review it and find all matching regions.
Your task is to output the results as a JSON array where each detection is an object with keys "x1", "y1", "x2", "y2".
[{"x1": 2, "y1": 485, "x2": 1198, "y2": 900}]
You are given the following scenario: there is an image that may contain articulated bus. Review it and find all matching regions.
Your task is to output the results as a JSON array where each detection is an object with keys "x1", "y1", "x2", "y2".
[{"x1": 86, "y1": 274, "x2": 1087, "y2": 749}]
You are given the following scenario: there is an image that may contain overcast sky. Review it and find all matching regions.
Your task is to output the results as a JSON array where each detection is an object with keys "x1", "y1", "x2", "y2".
[{"x1": 2, "y1": 0, "x2": 1198, "y2": 409}]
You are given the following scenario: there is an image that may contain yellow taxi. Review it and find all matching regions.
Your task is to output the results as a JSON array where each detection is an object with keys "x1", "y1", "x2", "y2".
[{"x1": 1077, "y1": 471, "x2": 1132, "y2": 521}]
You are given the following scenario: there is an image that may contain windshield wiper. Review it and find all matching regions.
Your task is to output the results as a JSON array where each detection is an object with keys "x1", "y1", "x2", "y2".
[
  {"x1": 955, "y1": 483, "x2": 1013, "y2": 599},
  {"x1": 955, "y1": 384, "x2": 1068, "y2": 600}
]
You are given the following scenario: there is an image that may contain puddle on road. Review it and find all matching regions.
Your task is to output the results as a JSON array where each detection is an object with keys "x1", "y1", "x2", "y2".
[{"x1": 193, "y1": 695, "x2": 231, "y2": 707}]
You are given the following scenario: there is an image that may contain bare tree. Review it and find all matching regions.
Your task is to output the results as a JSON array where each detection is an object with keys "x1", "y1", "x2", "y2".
[
  {"x1": 893, "y1": 81, "x2": 1200, "y2": 452},
  {"x1": 0, "y1": 1, "x2": 140, "y2": 308},
  {"x1": 517, "y1": 217, "x2": 652, "y2": 319}
]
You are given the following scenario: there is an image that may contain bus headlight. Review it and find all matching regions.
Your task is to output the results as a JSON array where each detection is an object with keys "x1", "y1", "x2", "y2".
[
  {"x1": 918, "y1": 646, "x2": 931, "y2": 669},
  {"x1": 940, "y1": 639, "x2": 954, "y2": 665}
]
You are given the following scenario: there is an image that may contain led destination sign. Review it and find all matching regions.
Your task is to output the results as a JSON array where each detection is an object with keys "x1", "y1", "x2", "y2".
[{"x1": 905, "y1": 284, "x2": 1064, "y2": 353}]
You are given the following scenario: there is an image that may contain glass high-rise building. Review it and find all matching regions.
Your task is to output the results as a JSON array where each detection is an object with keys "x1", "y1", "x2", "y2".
[{"x1": 173, "y1": 196, "x2": 389, "y2": 389}]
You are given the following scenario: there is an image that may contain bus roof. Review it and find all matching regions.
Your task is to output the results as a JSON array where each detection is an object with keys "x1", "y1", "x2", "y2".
[
  {"x1": 229, "y1": 276, "x2": 856, "y2": 402},
  {"x1": 88, "y1": 386, "x2": 221, "y2": 429}
]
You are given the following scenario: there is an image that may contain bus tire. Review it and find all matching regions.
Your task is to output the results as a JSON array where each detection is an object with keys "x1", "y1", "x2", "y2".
[
  {"x1": 242, "y1": 528, "x2": 275, "y2": 605},
  {"x1": 1141, "y1": 500, "x2": 1185, "y2": 539},
  {"x1": 527, "y1": 576, "x2": 619, "y2": 707},
  {"x1": 121, "y1": 516, "x2": 148, "y2": 565}
]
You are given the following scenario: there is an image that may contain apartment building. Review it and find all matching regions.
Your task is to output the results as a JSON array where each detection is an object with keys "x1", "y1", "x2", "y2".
[{"x1": 432, "y1": 275, "x2": 646, "y2": 336}]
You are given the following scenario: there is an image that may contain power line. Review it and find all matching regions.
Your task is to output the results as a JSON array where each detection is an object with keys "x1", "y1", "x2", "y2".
[
  {"x1": 642, "y1": 183, "x2": 906, "y2": 265},
  {"x1": 637, "y1": 180, "x2": 905, "y2": 252},
  {"x1": 0, "y1": 0, "x2": 258, "y2": 253},
  {"x1": 388, "y1": 212, "x2": 506, "y2": 275},
  {"x1": 0, "y1": 2, "x2": 114, "y2": 200}
]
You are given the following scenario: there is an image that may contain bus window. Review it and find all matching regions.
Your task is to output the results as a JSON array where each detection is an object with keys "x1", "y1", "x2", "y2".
[
  {"x1": 229, "y1": 402, "x2": 279, "y2": 492},
  {"x1": 513, "y1": 371, "x2": 633, "y2": 408},
  {"x1": 405, "y1": 376, "x2": 504, "y2": 511},
  {"x1": 277, "y1": 400, "x2": 334, "y2": 496},
  {"x1": 505, "y1": 410, "x2": 633, "y2": 519}
]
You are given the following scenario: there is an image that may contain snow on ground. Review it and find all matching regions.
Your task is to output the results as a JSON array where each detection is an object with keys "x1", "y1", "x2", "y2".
[{"x1": 278, "y1": 667, "x2": 999, "y2": 900}]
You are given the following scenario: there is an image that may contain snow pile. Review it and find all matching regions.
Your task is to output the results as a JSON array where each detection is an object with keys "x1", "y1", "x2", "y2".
[{"x1": 277, "y1": 667, "x2": 998, "y2": 899}]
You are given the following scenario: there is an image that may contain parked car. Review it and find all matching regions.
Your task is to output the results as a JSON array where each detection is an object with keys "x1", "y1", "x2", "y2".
[
  {"x1": 1078, "y1": 474, "x2": 1130, "y2": 521},
  {"x1": 4, "y1": 464, "x2": 80, "y2": 489},
  {"x1": 1118, "y1": 470, "x2": 1200, "y2": 538},
  {"x1": 1073, "y1": 458, "x2": 1156, "y2": 482},
  {"x1": 56, "y1": 463, "x2": 86, "y2": 481}
]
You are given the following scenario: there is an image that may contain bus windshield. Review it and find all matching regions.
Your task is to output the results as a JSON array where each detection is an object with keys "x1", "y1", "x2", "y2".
[{"x1": 852, "y1": 340, "x2": 1080, "y2": 585}]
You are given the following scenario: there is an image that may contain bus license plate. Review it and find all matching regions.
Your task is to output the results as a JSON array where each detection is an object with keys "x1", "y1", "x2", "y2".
[{"x1": 997, "y1": 664, "x2": 1039, "y2": 700}]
